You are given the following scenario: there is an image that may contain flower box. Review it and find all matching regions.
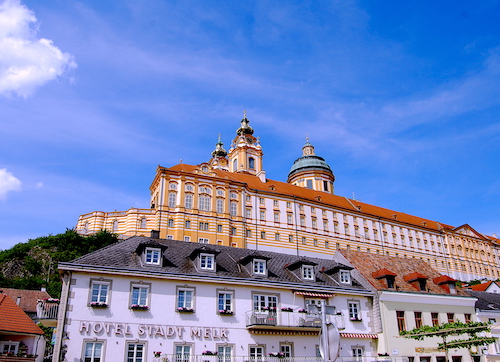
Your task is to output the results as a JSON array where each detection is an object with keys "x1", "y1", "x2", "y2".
[
  {"x1": 219, "y1": 310, "x2": 234, "y2": 315},
  {"x1": 202, "y1": 351, "x2": 218, "y2": 355},
  {"x1": 153, "y1": 351, "x2": 162, "y2": 358},
  {"x1": 177, "y1": 307, "x2": 195, "y2": 313},
  {"x1": 89, "y1": 302, "x2": 108, "y2": 308},
  {"x1": 281, "y1": 307, "x2": 293, "y2": 312},
  {"x1": 297, "y1": 309, "x2": 307, "y2": 313},
  {"x1": 261, "y1": 307, "x2": 276, "y2": 312},
  {"x1": 350, "y1": 317, "x2": 362, "y2": 321},
  {"x1": 130, "y1": 304, "x2": 149, "y2": 311},
  {"x1": 269, "y1": 352, "x2": 286, "y2": 358}
]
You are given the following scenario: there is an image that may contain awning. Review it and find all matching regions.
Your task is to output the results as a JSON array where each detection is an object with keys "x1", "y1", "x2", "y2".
[
  {"x1": 340, "y1": 333, "x2": 378, "y2": 339},
  {"x1": 294, "y1": 291, "x2": 334, "y2": 298}
]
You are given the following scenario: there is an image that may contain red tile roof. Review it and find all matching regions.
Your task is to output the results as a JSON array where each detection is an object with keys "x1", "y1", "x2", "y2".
[
  {"x1": 0, "y1": 294, "x2": 44, "y2": 335},
  {"x1": 471, "y1": 281, "x2": 494, "y2": 291},
  {"x1": 372, "y1": 268, "x2": 397, "y2": 279},
  {"x1": 403, "y1": 272, "x2": 428, "y2": 282},
  {"x1": 340, "y1": 249, "x2": 468, "y2": 295},
  {"x1": 0, "y1": 288, "x2": 51, "y2": 313},
  {"x1": 433, "y1": 275, "x2": 456, "y2": 285},
  {"x1": 162, "y1": 164, "x2": 489, "y2": 237}
]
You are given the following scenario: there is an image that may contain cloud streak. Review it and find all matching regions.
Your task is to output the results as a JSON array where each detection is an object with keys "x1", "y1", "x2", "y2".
[
  {"x1": 0, "y1": 0, "x2": 76, "y2": 98},
  {"x1": 0, "y1": 168, "x2": 22, "y2": 200}
]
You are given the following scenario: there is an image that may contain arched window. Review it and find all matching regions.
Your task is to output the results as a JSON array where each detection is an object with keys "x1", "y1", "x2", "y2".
[
  {"x1": 113, "y1": 220, "x2": 118, "y2": 231},
  {"x1": 169, "y1": 182, "x2": 178, "y2": 190},
  {"x1": 249, "y1": 157, "x2": 255, "y2": 169},
  {"x1": 185, "y1": 194, "x2": 193, "y2": 209},
  {"x1": 140, "y1": 218, "x2": 147, "y2": 229},
  {"x1": 199, "y1": 195, "x2": 211, "y2": 211},
  {"x1": 168, "y1": 192, "x2": 177, "y2": 208},
  {"x1": 216, "y1": 199, "x2": 224, "y2": 214},
  {"x1": 233, "y1": 159, "x2": 237, "y2": 171},
  {"x1": 230, "y1": 201, "x2": 237, "y2": 216}
]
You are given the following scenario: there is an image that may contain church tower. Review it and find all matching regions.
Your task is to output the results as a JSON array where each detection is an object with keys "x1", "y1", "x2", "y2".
[
  {"x1": 228, "y1": 112, "x2": 265, "y2": 181},
  {"x1": 210, "y1": 135, "x2": 229, "y2": 171},
  {"x1": 287, "y1": 138, "x2": 335, "y2": 194}
]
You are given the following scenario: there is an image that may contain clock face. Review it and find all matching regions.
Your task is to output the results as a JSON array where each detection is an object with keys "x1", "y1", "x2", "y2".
[{"x1": 246, "y1": 137, "x2": 253, "y2": 144}]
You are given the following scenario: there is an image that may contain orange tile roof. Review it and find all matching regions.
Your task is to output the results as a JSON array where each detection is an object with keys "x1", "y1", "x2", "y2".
[
  {"x1": 163, "y1": 164, "x2": 466, "y2": 234},
  {"x1": 471, "y1": 281, "x2": 493, "y2": 291},
  {"x1": 0, "y1": 288, "x2": 51, "y2": 313},
  {"x1": 340, "y1": 249, "x2": 468, "y2": 295},
  {"x1": 0, "y1": 294, "x2": 44, "y2": 335}
]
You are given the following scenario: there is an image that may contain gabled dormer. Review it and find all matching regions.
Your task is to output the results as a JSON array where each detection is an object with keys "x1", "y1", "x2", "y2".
[
  {"x1": 433, "y1": 275, "x2": 458, "y2": 294},
  {"x1": 239, "y1": 254, "x2": 271, "y2": 277},
  {"x1": 189, "y1": 247, "x2": 220, "y2": 272},
  {"x1": 324, "y1": 264, "x2": 354, "y2": 286},
  {"x1": 285, "y1": 260, "x2": 318, "y2": 281},
  {"x1": 136, "y1": 241, "x2": 168, "y2": 267},
  {"x1": 372, "y1": 268, "x2": 397, "y2": 290},
  {"x1": 404, "y1": 272, "x2": 428, "y2": 292}
]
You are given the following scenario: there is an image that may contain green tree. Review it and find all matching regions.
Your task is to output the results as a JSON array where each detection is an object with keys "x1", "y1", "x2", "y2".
[
  {"x1": 0, "y1": 229, "x2": 118, "y2": 297},
  {"x1": 400, "y1": 321, "x2": 496, "y2": 361}
]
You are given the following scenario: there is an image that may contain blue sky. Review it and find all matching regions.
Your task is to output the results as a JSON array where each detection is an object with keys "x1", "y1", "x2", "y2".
[{"x1": 1, "y1": 0, "x2": 500, "y2": 250}]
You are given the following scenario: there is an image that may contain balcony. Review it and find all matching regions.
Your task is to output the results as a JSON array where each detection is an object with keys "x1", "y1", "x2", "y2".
[
  {"x1": 245, "y1": 310, "x2": 324, "y2": 333},
  {"x1": 0, "y1": 356, "x2": 36, "y2": 362},
  {"x1": 36, "y1": 299, "x2": 59, "y2": 327}
]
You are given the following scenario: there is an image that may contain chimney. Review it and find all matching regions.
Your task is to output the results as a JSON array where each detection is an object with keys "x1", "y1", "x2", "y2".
[
  {"x1": 150, "y1": 230, "x2": 160, "y2": 239},
  {"x1": 16, "y1": 297, "x2": 21, "y2": 305},
  {"x1": 41, "y1": 287, "x2": 46, "y2": 292}
]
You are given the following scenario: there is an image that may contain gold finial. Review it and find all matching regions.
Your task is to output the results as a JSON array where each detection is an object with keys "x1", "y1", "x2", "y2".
[
  {"x1": 180, "y1": 159, "x2": 182, "y2": 163},
  {"x1": 243, "y1": 110, "x2": 247, "y2": 118},
  {"x1": 218, "y1": 133, "x2": 221, "y2": 141},
  {"x1": 306, "y1": 133, "x2": 309, "y2": 142}
]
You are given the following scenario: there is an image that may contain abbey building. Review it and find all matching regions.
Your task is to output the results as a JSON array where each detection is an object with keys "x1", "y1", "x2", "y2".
[{"x1": 76, "y1": 114, "x2": 500, "y2": 282}]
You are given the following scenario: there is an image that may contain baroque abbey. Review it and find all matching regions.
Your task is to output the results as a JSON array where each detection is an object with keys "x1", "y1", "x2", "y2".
[{"x1": 76, "y1": 114, "x2": 499, "y2": 282}]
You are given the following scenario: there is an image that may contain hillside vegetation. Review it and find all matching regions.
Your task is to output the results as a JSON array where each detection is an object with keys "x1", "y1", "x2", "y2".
[{"x1": 0, "y1": 229, "x2": 118, "y2": 297}]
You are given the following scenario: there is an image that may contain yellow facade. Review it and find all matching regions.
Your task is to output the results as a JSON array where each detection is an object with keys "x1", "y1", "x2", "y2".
[{"x1": 76, "y1": 114, "x2": 500, "y2": 282}]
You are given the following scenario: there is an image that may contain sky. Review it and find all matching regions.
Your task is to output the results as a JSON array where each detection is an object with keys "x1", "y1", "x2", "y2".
[{"x1": 1, "y1": 0, "x2": 500, "y2": 250}]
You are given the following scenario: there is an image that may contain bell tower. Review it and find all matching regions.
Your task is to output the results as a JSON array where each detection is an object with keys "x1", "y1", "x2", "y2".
[
  {"x1": 228, "y1": 111, "x2": 265, "y2": 180},
  {"x1": 210, "y1": 135, "x2": 229, "y2": 171}
]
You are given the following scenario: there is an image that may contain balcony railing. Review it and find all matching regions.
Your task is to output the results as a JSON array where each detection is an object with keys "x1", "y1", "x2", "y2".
[
  {"x1": 36, "y1": 299, "x2": 59, "y2": 320},
  {"x1": 149, "y1": 355, "x2": 405, "y2": 362},
  {"x1": 245, "y1": 311, "x2": 346, "y2": 330}
]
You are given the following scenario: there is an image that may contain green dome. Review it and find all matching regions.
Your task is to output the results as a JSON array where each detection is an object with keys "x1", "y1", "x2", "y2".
[{"x1": 288, "y1": 155, "x2": 333, "y2": 178}]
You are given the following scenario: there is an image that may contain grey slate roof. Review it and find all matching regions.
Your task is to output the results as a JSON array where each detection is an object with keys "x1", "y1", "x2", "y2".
[
  {"x1": 60, "y1": 236, "x2": 370, "y2": 293},
  {"x1": 465, "y1": 290, "x2": 500, "y2": 311}
]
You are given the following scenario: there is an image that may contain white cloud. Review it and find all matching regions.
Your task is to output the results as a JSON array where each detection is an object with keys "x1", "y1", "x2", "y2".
[
  {"x1": 0, "y1": 168, "x2": 22, "y2": 199},
  {"x1": 0, "y1": 0, "x2": 76, "y2": 98}
]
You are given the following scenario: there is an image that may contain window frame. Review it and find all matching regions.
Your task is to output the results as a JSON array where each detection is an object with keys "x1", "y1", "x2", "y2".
[
  {"x1": 348, "y1": 301, "x2": 361, "y2": 321},
  {"x1": 83, "y1": 340, "x2": 104, "y2": 362},
  {"x1": 397, "y1": 310, "x2": 406, "y2": 331},
  {"x1": 200, "y1": 253, "x2": 215, "y2": 270},
  {"x1": 302, "y1": 265, "x2": 314, "y2": 280},
  {"x1": 253, "y1": 259, "x2": 267, "y2": 276},
  {"x1": 217, "y1": 289, "x2": 234, "y2": 314},
  {"x1": 130, "y1": 283, "x2": 150, "y2": 308},
  {"x1": 339, "y1": 270, "x2": 351, "y2": 284},
  {"x1": 177, "y1": 287, "x2": 195, "y2": 310},
  {"x1": 89, "y1": 279, "x2": 111, "y2": 306},
  {"x1": 126, "y1": 342, "x2": 146, "y2": 362},
  {"x1": 144, "y1": 247, "x2": 161, "y2": 266}
]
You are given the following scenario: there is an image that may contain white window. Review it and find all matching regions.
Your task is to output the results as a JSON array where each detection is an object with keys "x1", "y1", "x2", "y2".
[
  {"x1": 246, "y1": 229, "x2": 252, "y2": 237},
  {"x1": 168, "y1": 219, "x2": 174, "y2": 227},
  {"x1": 126, "y1": 343, "x2": 144, "y2": 362},
  {"x1": 199, "y1": 222, "x2": 209, "y2": 230},
  {"x1": 90, "y1": 281, "x2": 109, "y2": 305},
  {"x1": 352, "y1": 347, "x2": 363, "y2": 361},
  {"x1": 260, "y1": 210, "x2": 265, "y2": 220},
  {"x1": 287, "y1": 214, "x2": 293, "y2": 224},
  {"x1": 250, "y1": 346, "x2": 265, "y2": 360},
  {"x1": 199, "y1": 195, "x2": 211, "y2": 211},
  {"x1": 348, "y1": 301, "x2": 361, "y2": 321},
  {"x1": 218, "y1": 291, "x2": 233, "y2": 313},
  {"x1": 340, "y1": 270, "x2": 351, "y2": 284},
  {"x1": 145, "y1": 248, "x2": 161, "y2": 265},
  {"x1": 306, "y1": 179, "x2": 313, "y2": 189},
  {"x1": 1, "y1": 341, "x2": 19, "y2": 355},
  {"x1": 113, "y1": 220, "x2": 118, "y2": 231},
  {"x1": 185, "y1": 193, "x2": 193, "y2": 209},
  {"x1": 275, "y1": 233, "x2": 280, "y2": 241},
  {"x1": 200, "y1": 253, "x2": 214, "y2": 270},
  {"x1": 167, "y1": 235, "x2": 173, "y2": 240},
  {"x1": 273, "y1": 200, "x2": 279, "y2": 207},
  {"x1": 198, "y1": 238, "x2": 209, "y2": 244},
  {"x1": 184, "y1": 236, "x2": 191, "y2": 242},
  {"x1": 230, "y1": 201, "x2": 237, "y2": 216},
  {"x1": 131, "y1": 285, "x2": 149, "y2": 307},
  {"x1": 259, "y1": 197, "x2": 264, "y2": 204},
  {"x1": 253, "y1": 259, "x2": 266, "y2": 275},
  {"x1": 218, "y1": 346, "x2": 233, "y2": 362},
  {"x1": 260, "y1": 231, "x2": 266, "y2": 239},
  {"x1": 168, "y1": 192, "x2": 177, "y2": 208},
  {"x1": 84, "y1": 341, "x2": 103, "y2": 362},
  {"x1": 217, "y1": 189, "x2": 225, "y2": 196},
  {"x1": 177, "y1": 288, "x2": 194, "y2": 309},
  {"x1": 175, "y1": 345, "x2": 191, "y2": 362},
  {"x1": 253, "y1": 294, "x2": 277, "y2": 312},
  {"x1": 169, "y1": 182, "x2": 178, "y2": 190},
  {"x1": 140, "y1": 218, "x2": 147, "y2": 229},
  {"x1": 288, "y1": 235, "x2": 293, "y2": 243},
  {"x1": 185, "y1": 220, "x2": 191, "y2": 228},
  {"x1": 230, "y1": 191, "x2": 237, "y2": 199},
  {"x1": 217, "y1": 224, "x2": 223, "y2": 233},
  {"x1": 274, "y1": 212, "x2": 280, "y2": 222},
  {"x1": 216, "y1": 199, "x2": 224, "y2": 214},
  {"x1": 246, "y1": 208, "x2": 252, "y2": 218},
  {"x1": 280, "y1": 343, "x2": 293, "y2": 357},
  {"x1": 185, "y1": 184, "x2": 194, "y2": 192},
  {"x1": 302, "y1": 265, "x2": 314, "y2": 280}
]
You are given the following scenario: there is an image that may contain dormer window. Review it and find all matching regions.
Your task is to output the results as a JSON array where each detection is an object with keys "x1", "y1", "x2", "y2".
[
  {"x1": 253, "y1": 259, "x2": 267, "y2": 275},
  {"x1": 302, "y1": 265, "x2": 314, "y2": 280},
  {"x1": 200, "y1": 253, "x2": 215, "y2": 270},
  {"x1": 340, "y1": 270, "x2": 351, "y2": 284},
  {"x1": 404, "y1": 272, "x2": 428, "y2": 292},
  {"x1": 145, "y1": 248, "x2": 161, "y2": 265}
]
